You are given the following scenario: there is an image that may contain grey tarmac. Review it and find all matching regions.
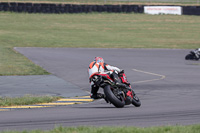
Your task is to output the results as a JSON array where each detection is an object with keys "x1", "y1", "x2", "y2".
[
  {"x1": 0, "y1": 75, "x2": 88, "y2": 98},
  {"x1": 0, "y1": 48, "x2": 199, "y2": 131}
]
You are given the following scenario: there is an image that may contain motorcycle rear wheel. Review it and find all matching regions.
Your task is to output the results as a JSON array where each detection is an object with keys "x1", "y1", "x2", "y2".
[{"x1": 104, "y1": 85, "x2": 125, "y2": 108}]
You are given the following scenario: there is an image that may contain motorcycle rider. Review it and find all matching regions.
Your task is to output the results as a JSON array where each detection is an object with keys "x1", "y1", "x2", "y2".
[
  {"x1": 193, "y1": 48, "x2": 200, "y2": 59},
  {"x1": 88, "y1": 57, "x2": 132, "y2": 99}
]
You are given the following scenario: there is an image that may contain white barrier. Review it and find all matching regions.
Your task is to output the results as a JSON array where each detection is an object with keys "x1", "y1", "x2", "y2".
[{"x1": 144, "y1": 6, "x2": 182, "y2": 15}]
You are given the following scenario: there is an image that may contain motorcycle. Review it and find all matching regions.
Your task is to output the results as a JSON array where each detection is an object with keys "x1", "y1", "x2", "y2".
[
  {"x1": 185, "y1": 50, "x2": 200, "y2": 60},
  {"x1": 90, "y1": 71, "x2": 141, "y2": 108}
]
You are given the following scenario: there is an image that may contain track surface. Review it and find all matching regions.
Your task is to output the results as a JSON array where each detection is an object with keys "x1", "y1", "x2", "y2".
[{"x1": 1, "y1": 48, "x2": 200, "y2": 131}]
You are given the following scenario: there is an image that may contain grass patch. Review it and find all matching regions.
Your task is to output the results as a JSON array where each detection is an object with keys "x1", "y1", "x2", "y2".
[
  {"x1": 0, "y1": 95, "x2": 60, "y2": 107},
  {"x1": 1, "y1": 125, "x2": 200, "y2": 133},
  {"x1": 0, "y1": 12, "x2": 200, "y2": 75}
]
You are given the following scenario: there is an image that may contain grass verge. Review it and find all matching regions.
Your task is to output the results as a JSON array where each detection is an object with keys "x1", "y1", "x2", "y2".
[
  {"x1": 1, "y1": 125, "x2": 200, "y2": 133},
  {"x1": 0, "y1": 12, "x2": 200, "y2": 76},
  {"x1": 0, "y1": 95, "x2": 60, "y2": 107}
]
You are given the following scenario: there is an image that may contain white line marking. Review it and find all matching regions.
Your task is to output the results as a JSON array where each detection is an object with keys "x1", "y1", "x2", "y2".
[{"x1": 132, "y1": 69, "x2": 166, "y2": 84}]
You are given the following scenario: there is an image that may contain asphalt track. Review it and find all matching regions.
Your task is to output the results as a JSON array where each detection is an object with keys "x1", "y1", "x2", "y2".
[{"x1": 0, "y1": 48, "x2": 200, "y2": 131}]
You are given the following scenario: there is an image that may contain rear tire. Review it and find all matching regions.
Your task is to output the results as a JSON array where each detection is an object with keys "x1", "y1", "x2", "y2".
[{"x1": 104, "y1": 85, "x2": 125, "y2": 108}]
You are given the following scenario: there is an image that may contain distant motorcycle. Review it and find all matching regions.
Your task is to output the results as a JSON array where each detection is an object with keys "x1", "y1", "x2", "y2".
[
  {"x1": 90, "y1": 71, "x2": 141, "y2": 108},
  {"x1": 185, "y1": 49, "x2": 200, "y2": 61}
]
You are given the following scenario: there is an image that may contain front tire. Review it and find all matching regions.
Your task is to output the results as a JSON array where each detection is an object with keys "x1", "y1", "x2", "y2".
[
  {"x1": 132, "y1": 95, "x2": 141, "y2": 107},
  {"x1": 104, "y1": 85, "x2": 125, "y2": 108},
  {"x1": 185, "y1": 54, "x2": 193, "y2": 60}
]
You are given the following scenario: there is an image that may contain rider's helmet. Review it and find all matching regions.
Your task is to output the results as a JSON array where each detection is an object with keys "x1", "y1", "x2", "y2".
[{"x1": 94, "y1": 57, "x2": 104, "y2": 63}]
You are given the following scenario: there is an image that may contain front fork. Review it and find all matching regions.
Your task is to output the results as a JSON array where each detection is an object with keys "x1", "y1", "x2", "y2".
[{"x1": 115, "y1": 87, "x2": 134, "y2": 105}]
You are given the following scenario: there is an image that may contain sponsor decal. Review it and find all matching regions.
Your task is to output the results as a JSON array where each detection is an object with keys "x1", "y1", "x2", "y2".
[{"x1": 144, "y1": 6, "x2": 182, "y2": 15}]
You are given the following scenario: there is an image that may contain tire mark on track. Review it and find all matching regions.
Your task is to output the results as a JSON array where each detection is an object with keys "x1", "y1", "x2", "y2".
[{"x1": 132, "y1": 69, "x2": 166, "y2": 84}]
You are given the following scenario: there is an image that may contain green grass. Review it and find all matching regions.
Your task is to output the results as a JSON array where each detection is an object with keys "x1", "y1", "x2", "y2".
[
  {"x1": 0, "y1": 12, "x2": 200, "y2": 76},
  {"x1": 1, "y1": 125, "x2": 200, "y2": 133},
  {"x1": 0, "y1": 95, "x2": 60, "y2": 107}
]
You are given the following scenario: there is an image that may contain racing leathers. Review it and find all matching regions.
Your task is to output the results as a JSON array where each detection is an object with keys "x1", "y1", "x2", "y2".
[
  {"x1": 193, "y1": 48, "x2": 200, "y2": 59},
  {"x1": 88, "y1": 61, "x2": 127, "y2": 99}
]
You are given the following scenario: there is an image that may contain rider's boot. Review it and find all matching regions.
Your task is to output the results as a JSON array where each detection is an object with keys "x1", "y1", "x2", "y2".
[
  {"x1": 92, "y1": 93, "x2": 109, "y2": 103},
  {"x1": 194, "y1": 50, "x2": 200, "y2": 59},
  {"x1": 90, "y1": 84, "x2": 105, "y2": 99},
  {"x1": 90, "y1": 93, "x2": 105, "y2": 99},
  {"x1": 195, "y1": 53, "x2": 199, "y2": 59}
]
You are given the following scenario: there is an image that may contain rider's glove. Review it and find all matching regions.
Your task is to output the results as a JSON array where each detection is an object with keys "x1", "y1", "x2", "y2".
[
  {"x1": 119, "y1": 69, "x2": 124, "y2": 76},
  {"x1": 119, "y1": 69, "x2": 124, "y2": 74},
  {"x1": 118, "y1": 69, "x2": 124, "y2": 77}
]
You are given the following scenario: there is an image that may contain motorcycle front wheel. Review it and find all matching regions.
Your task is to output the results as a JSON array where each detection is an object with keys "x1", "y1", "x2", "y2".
[
  {"x1": 103, "y1": 85, "x2": 125, "y2": 108},
  {"x1": 185, "y1": 54, "x2": 192, "y2": 60},
  {"x1": 132, "y1": 94, "x2": 141, "y2": 107}
]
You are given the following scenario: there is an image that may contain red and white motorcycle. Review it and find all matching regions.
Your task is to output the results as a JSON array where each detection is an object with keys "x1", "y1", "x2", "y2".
[{"x1": 90, "y1": 71, "x2": 141, "y2": 108}]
